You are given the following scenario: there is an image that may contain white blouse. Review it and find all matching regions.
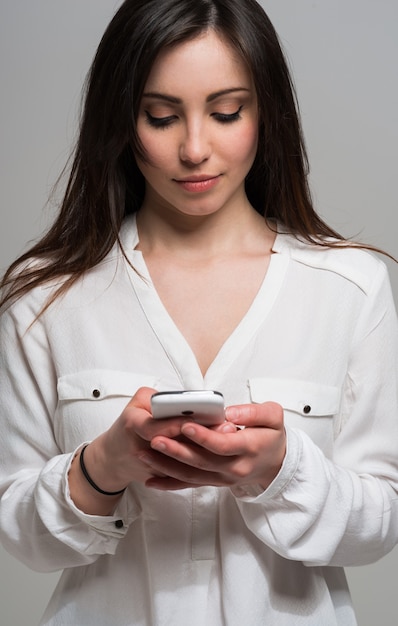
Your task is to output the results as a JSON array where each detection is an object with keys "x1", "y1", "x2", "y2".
[{"x1": 1, "y1": 216, "x2": 397, "y2": 625}]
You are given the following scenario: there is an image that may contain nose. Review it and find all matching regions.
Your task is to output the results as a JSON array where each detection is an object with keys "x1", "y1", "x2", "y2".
[{"x1": 179, "y1": 121, "x2": 210, "y2": 165}]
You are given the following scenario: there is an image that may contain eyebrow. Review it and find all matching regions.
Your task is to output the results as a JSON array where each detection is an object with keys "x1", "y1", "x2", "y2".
[{"x1": 142, "y1": 87, "x2": 251, "y2": 104}]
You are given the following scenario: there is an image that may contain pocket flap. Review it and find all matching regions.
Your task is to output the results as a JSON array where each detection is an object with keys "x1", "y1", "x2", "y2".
[
  {"x1": 57, "y1": 370, "x2": 158, "y2": 401},
  {"x1": 248, "y1": 378, "x2": 341, "y2": 416}
]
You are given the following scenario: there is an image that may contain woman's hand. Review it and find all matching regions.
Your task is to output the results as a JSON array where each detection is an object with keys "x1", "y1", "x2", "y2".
[
  {"x1": 141, "y1": 401, "x2": 286, "y2": 492},
  {"x1": 68, "y1": 389, "x2": 285, "y2": 514},
  {"x1": 68, "y1": 386, "x2": 195, "y2": 514}
]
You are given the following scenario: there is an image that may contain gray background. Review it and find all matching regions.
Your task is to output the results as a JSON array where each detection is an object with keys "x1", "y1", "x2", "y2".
[{"x1": 0, "y1": 1, "x2": 397, "y2": 624}]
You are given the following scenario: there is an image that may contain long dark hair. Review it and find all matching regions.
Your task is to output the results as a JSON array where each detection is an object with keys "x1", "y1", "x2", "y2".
[{"x1": 0, "y1": 0, "x2": 374, "y2": 309}]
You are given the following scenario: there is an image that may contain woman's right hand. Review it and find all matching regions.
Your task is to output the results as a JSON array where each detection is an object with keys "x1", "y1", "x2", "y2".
[{"x1": 68, "y1": 386, "x2": 184, "y2": 515}]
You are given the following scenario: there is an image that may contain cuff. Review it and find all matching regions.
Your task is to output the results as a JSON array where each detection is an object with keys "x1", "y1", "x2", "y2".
[{"x1": 63, "y1": 445, "x2": 141, "y2": 540}]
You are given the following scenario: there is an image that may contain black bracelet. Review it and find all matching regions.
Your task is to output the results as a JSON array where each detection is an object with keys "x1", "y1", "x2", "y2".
[{"x1": 79, "y1": 444, "x2": 126, "y2": 496}]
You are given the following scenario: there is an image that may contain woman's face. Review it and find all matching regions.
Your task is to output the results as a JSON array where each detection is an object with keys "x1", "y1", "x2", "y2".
[{"x1": 136, "y1": 30, "x2": 259, "y2": 220}]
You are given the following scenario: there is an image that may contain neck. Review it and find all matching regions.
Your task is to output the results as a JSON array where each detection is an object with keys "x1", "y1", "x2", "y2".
[{"x1": 136, "y1": 201, "x2": 274, "y2": 260}]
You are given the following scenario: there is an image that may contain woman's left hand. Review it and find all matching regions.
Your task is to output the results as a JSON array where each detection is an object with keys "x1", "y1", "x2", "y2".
[{"x1": 140, "y1": 402, "x2": 286, "y2": 491}]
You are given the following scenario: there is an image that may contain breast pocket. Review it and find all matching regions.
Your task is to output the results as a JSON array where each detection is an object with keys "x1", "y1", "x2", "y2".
[
  {"x1": 55, "y1": 370, "x2": 158, "y2": 451},
  {"x1": 248, "y1": 377, "x2": 341, "y2": 455}
]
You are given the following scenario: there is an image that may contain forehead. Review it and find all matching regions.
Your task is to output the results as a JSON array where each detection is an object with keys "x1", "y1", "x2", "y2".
[{"x1": 144, "y1": 30, "x2": 253, "y2": 94}]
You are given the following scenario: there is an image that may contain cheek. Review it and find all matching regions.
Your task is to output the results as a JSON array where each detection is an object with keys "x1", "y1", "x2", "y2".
[
  {"x1": 137, "y1": 128, "x2": 175, "y2": 169},
  {"x1": 242, "y1": 123, "x2": 259, "y2": 158},
  {"x1": 225, "y1": 124, "x2": 258, "y2": 169}
]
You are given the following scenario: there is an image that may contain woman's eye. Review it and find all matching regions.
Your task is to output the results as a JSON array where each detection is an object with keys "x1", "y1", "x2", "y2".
[
  {"x1": 145, "y1": 111, "x2": 176, "y2": 128},
  {"x1": 212, "y1": 106, "x2": 243, "y2": 124}
]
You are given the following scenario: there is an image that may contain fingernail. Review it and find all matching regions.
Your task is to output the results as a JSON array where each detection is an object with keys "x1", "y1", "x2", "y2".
[
  {"x1": 220, "y1": 422, "x2": 236, "y2": 433},
  {"x1": 151, "y1": 441, "x2": 166, "y2": 452},
  {"x1": 181, "y1": 425, "x2": 196, "y2": 437},
  {"x1": 225, "y1": 407, "x2": 239, "y2": 422}
]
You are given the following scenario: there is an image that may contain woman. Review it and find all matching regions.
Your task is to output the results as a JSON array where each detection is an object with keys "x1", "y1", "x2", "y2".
[{"x1": 1, "y1": 1, "x2": 397, "y2": 624}]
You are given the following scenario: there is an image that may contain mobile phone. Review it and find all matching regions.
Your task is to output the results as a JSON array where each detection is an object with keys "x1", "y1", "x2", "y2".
[{"x1": 151, "y1": 390, "x2": 225, "y2": 426}]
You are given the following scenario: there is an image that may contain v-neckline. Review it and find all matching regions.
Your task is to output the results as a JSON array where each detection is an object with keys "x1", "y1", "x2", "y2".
[{"x1": 122, "y1": 216, "x2": 289, "y2": 389}]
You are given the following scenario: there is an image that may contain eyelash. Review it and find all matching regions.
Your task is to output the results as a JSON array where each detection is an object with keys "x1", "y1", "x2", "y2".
[
  {"x1": 213, "y1": 106, "x2": 243, "y2": 124},
  {"x1": 145, "y1": 112, "x2": 176, "y2": 129},
  {"x1": 144, "y1": 106, "x2": 243, "y2": 129}
]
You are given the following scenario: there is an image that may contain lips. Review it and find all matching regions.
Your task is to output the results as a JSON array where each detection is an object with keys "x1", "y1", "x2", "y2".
[{"x1": 173, "y1": 175, "x2": 221, "y2": 193}]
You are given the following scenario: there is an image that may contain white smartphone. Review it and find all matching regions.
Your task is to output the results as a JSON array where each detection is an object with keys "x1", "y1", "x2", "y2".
[{"x1": 151, "y1": 390, "x2": 225, "y2": 426}]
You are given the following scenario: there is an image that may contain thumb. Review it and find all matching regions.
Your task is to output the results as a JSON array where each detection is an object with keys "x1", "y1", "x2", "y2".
[
  {"x1": 225, "y1": 401, "x2": 283, "y2": 429},
  {"x1": 127, "y1": 386, "x2": 158, "y2": 413}
]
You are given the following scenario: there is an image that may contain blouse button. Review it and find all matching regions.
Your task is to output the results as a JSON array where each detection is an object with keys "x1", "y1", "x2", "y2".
[
  {"x1": 303, "y1": 405, "x2": 311, "y2": 414},
  {"x1": 115, "y1": 520, "x2": 124, "y2": 529},
  {"x1": 92, "y1": 389, "x2": 101, "y2": 398}
]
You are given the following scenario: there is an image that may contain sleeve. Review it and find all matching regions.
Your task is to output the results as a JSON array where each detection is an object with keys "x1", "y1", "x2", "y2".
[
  {"x1": 0, "y1": 294, "x2": 140, "y2": 573},
  {"x1": 233, "y1": 262, "x2": 398, "y2": 567}
]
